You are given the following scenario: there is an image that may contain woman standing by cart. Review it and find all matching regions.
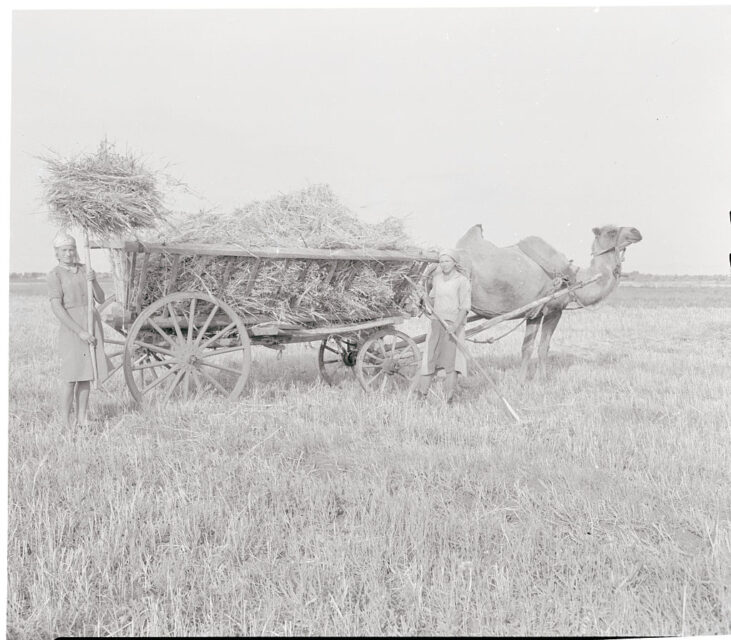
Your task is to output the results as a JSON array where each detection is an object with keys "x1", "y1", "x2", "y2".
[
  {"x1": 416, "y1": 248, "x2": 472, "y2": 404},
  {"x1": 47, "y1": 231, "x2": 108, "y2": 428}
]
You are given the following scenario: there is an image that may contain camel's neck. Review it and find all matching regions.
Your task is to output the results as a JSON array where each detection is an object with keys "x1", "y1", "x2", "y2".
[{"x1": 574, "y1": 250, "x2": 622, "y2": 306}]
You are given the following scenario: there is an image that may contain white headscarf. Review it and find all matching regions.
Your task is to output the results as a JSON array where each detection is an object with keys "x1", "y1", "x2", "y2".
[
  {"x1": 439, "y1": 248, "x2": 459, "y2": 262},
  {"x1": 53, "y1": 230, "x2": 77, "y2": 248}
]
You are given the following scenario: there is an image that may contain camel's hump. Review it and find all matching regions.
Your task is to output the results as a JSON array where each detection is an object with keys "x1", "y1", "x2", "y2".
[{"x1": 517, "y1": 236, "x2": 576, "y2": 282}]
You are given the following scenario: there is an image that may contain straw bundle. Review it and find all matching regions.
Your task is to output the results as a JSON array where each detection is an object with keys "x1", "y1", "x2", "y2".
[
  {"x1": 127, "y1": 185, "x2": 423, "y2": 325},
  {"x1": 165, "y1": 184, "x2": 413, "y2": 250},
  {"x1": 41, "y1": 139, "x2": 167, "y2": 238}
]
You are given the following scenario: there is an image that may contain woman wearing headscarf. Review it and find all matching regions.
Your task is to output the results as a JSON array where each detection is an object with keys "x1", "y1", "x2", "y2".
[
  {"x1": 416, "y1": 248, "x2": 472, "y2": 404},
  {"x1": 47, "y1": 231, "x2": 109, "y2": 428}
]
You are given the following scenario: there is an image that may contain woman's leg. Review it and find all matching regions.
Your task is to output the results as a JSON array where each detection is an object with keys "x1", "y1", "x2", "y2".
[
  {"x1": 63, "y1": 382, "x2": 75, "y2": 427},
  {"x1": 75, "y1": 381, "x2": 91, "y2": 425},
  {"x1": 417, "y1": 373, "x2": 434, "y2": 397},
  {"x1": 445, "y1": 371, "x2": 458, "y2": 403}
]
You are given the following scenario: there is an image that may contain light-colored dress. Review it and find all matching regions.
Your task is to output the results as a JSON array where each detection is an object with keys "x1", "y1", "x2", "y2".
[
  {"x1": 421, "y1": 270, "x2": 472, "y2": 375},
  {"x1": 47, "y1": 264, "x2": 109, "y2": 382}
]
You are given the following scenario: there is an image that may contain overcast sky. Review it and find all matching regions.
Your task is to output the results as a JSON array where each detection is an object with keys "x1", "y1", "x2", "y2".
[{"x1": 9, "y1": 7, "x2": 731, "y2": 274}]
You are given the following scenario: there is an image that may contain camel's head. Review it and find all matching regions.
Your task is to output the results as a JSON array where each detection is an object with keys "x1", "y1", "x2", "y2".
[{"x1": 591, "y1": 225, "x2": 642, "y2": 257}]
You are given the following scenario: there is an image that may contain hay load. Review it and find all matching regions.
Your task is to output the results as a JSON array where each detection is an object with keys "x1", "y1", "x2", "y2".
[
  {"x1": 41, "y1": 140, "x2": 171, "y2": 308},
  {"x1": 128, "y1": 185, "x2": 426, "y2": 325},
  {"x1": 41, "y1": 139, "x2": 167, "y2": 238},
  {"x1": 166, "y1": 184, "x2": 414, "y2": 250}
]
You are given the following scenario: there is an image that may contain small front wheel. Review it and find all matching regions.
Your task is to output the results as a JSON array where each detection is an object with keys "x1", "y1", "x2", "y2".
[
  {"x1": 355, "y1": 329, "x2": 421, "y2": 393},
  {"x1": 318, "y1": 334, "x2": 358, "y2": 386}
]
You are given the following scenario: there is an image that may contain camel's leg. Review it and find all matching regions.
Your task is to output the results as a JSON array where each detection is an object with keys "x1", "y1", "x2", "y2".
[
  {"x1": 519, "y1": 316, "x2": 542, "y2": 381},
  {"x1": 536, "y1": 310, "x2": 562, "y2": 378}
]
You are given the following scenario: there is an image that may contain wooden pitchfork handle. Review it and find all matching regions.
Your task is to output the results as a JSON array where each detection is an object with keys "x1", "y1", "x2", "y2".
[
  {"x1": 83, "y1": 228, "x2": 99, "y2": 390},
  {"x1": 405, "y1": 276, "x2": 522, "y2": 424}
]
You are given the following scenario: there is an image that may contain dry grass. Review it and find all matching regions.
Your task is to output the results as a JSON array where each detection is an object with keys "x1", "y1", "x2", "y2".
[
  {"x1": 7, "y1": 281, "x2": 731, "y2": 637},
  {"x1": 40, "y1": 139, "x2": 168, "y2": 238},
  {"x1": 164, "y1": 184, "x2": 415, "y2": 251}
]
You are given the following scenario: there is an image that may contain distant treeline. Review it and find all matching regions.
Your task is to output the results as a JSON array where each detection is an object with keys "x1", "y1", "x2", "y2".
[
  {"x1": 622, "y1": 271, "x2": 729, "y2": 281},
  {"x1": 10, "y1": 272, "x2": 112, "y2": 280}
]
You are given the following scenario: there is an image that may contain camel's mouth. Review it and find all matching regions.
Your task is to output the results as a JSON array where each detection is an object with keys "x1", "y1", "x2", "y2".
[{"x1": 623, "y1": 227, "x2": 643, "y2": 245}]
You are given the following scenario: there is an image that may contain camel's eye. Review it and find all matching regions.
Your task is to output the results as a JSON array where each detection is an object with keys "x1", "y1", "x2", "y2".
[{"x1": 609, "y1": 229, "x2": 617, "y2": 236}]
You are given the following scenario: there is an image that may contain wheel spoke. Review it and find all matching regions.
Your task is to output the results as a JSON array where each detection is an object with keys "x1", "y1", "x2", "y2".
[
  {"x1": 163, "y1": 367, "x2": 186, "y2": 403},
  {"x1": 199, "y1": 345, "x2": 248, "y2": 358},
  {"x1": 380, "y1": 374, "x2": 388, "y2": 392},
  {"x1": 377, "y1": 339, "x2": 387, "y2": 358},
  {"x1": 324, "y1": 344, "x2": 342, "y2": 356},
  {"x1": 198, "y1": 360, "x2": 244, "y2": 376},
  {"x1": 146, "y1": 317, "x2": 178, "y2": 347},
  {"x1": 106, "y1": 349, "x2": 124, "y2": 359},
  {"x1": 133, "y1": 340, "x2": 174, "y2": 357},
  {"x1": 105, "y1": 339, "x2": 126, "y2": 347},
  {"x1": 322, "y1": 358, "x2": 344, "y2": 365},
  {"x1": 198, "y1": 367, "x2": 228, "y2": 395},
  {"x1": 364, "y1": 352, "x2": 384, "y2": 363},
  {"x1": 199, "y1": 322, "x2": 236, "y2": 350},
  {"x1": 141, "y1": 364, "x2": 180, "y2": 395},
  {"x1": 133, "y1": 357, "x2": 177, "y2": 371},
  {"x1": 188, "y1": 297, "x2": 197, "y2": 345},
  {"x1": 366, "y1": 370, "x2": 385, "y2": 388},
  {"x1": 194, "y1": 305, "x2": 220, "y2": 347},
  {"x1": 184, "y1": 370, "x2": 191, "y2": 401},
  {"x1": 192, "y1": 369, "x2": 204, "y2": 395},
  {"x1": 167, "y1": 303, "x2": 185, "y2": 342},
  {"x1": 101, "y1": 361, "x2": 124, "y2": 384}
]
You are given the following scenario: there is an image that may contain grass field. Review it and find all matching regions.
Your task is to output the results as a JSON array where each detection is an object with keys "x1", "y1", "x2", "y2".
[{"x1": 7, "y1": 278, "x2": 731, "y2": 637}]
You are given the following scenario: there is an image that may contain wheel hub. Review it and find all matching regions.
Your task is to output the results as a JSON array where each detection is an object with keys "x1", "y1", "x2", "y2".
[
  {"x1": 174, "y1": 344, "x2": 201, "y2": 367},
  {"x1": 382, "y1": 357, "x2": 397, "y2": 374}
]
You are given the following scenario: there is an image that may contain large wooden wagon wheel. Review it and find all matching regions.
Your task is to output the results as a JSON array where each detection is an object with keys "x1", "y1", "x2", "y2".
[
  {"x1": 123, "y1": 291, "x2": 251, "y2": 403},
  {"x1": 318, "y1": 334, "x2": 359, "y2": 386},
  {"x1": 355, "y1": 328, "x2": 421, "y2": 393}
]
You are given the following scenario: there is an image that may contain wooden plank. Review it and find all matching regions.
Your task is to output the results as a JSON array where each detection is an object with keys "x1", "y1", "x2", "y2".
[
  {"x1": 167, "y1": 254, "x2": 181, "y2": 295},
  {"x1": 102, "y1": 240, "x2": 439, "y2": 263},
  {"x1": 125, "y1": 250, "x2": 136, "y2": 313},
  {"x1": 244, "y1": 258, "x2": 262, "y2": 296},
  {"x1": 339, "y1": 261, "x2": 358, "y2": 290},
  {"x1": 275, "y1": 259, "x2": 290, "y2": 296},
  {"x1": 402, "y1": 259, "x2": 433, "y2": 303},
  {"x1": 289, "y1": 261, "x2": 313, "y2": 309},
  {"x1": 220, "y1": 256, "x2": 234, "y2": 294},
  {"x1": 139, "y1": 314, "x2": 271, "y2": 330},
  {"x1": 323, "y1": 261, "x2": 338, "y2": 286},
  {"x1": 394, "y1": 261, "x2": 422, "y2": 306},
  {"x1": 134, "y1": 252, "x2": 150, "y2": 316},
  {"x1": 280, "y1": 315, "x2": 407, "y2": 341}
]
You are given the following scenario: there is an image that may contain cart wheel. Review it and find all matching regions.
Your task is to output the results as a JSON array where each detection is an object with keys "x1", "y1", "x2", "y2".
[
  {"x1": 97, "y1": 294, "x2": 127, "y2": 386},
  {"x1": 123, "y1": 291, "x2": 251, "y2": 403},
  {"x1": 355, "y1": 328, "x2": 421, "y2": 393},
  {"x1": 318, "y1": 334, "x2": 358, "y2": 386}
]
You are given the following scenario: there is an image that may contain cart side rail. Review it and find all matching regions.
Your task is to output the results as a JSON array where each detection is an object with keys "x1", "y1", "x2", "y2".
[
  {"x1": 92, "y1": 238, "x2": 438, "y2": 263},
  {"x1": 94, "y1": 238, "x2": 437, "y2": 325}
]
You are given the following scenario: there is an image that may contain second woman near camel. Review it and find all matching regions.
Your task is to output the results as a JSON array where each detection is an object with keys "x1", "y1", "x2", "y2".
[{"x1": 416, "y1": 249, "x2": 472, "y2": 404}]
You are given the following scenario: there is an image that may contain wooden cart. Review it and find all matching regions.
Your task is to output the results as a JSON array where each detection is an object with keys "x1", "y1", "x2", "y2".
[{"x1": 92, "y1": 239, "x2": 437, "y2": 403}]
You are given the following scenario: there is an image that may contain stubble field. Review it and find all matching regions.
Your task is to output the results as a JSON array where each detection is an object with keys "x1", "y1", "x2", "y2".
[{"x1": 7, "y1": 278, "x2": 731, "y2": 637}]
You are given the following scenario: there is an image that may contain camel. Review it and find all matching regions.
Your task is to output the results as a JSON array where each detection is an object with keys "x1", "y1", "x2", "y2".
[{"x1": 455, "y1": 224, "x2": 643, "y2": 380}]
